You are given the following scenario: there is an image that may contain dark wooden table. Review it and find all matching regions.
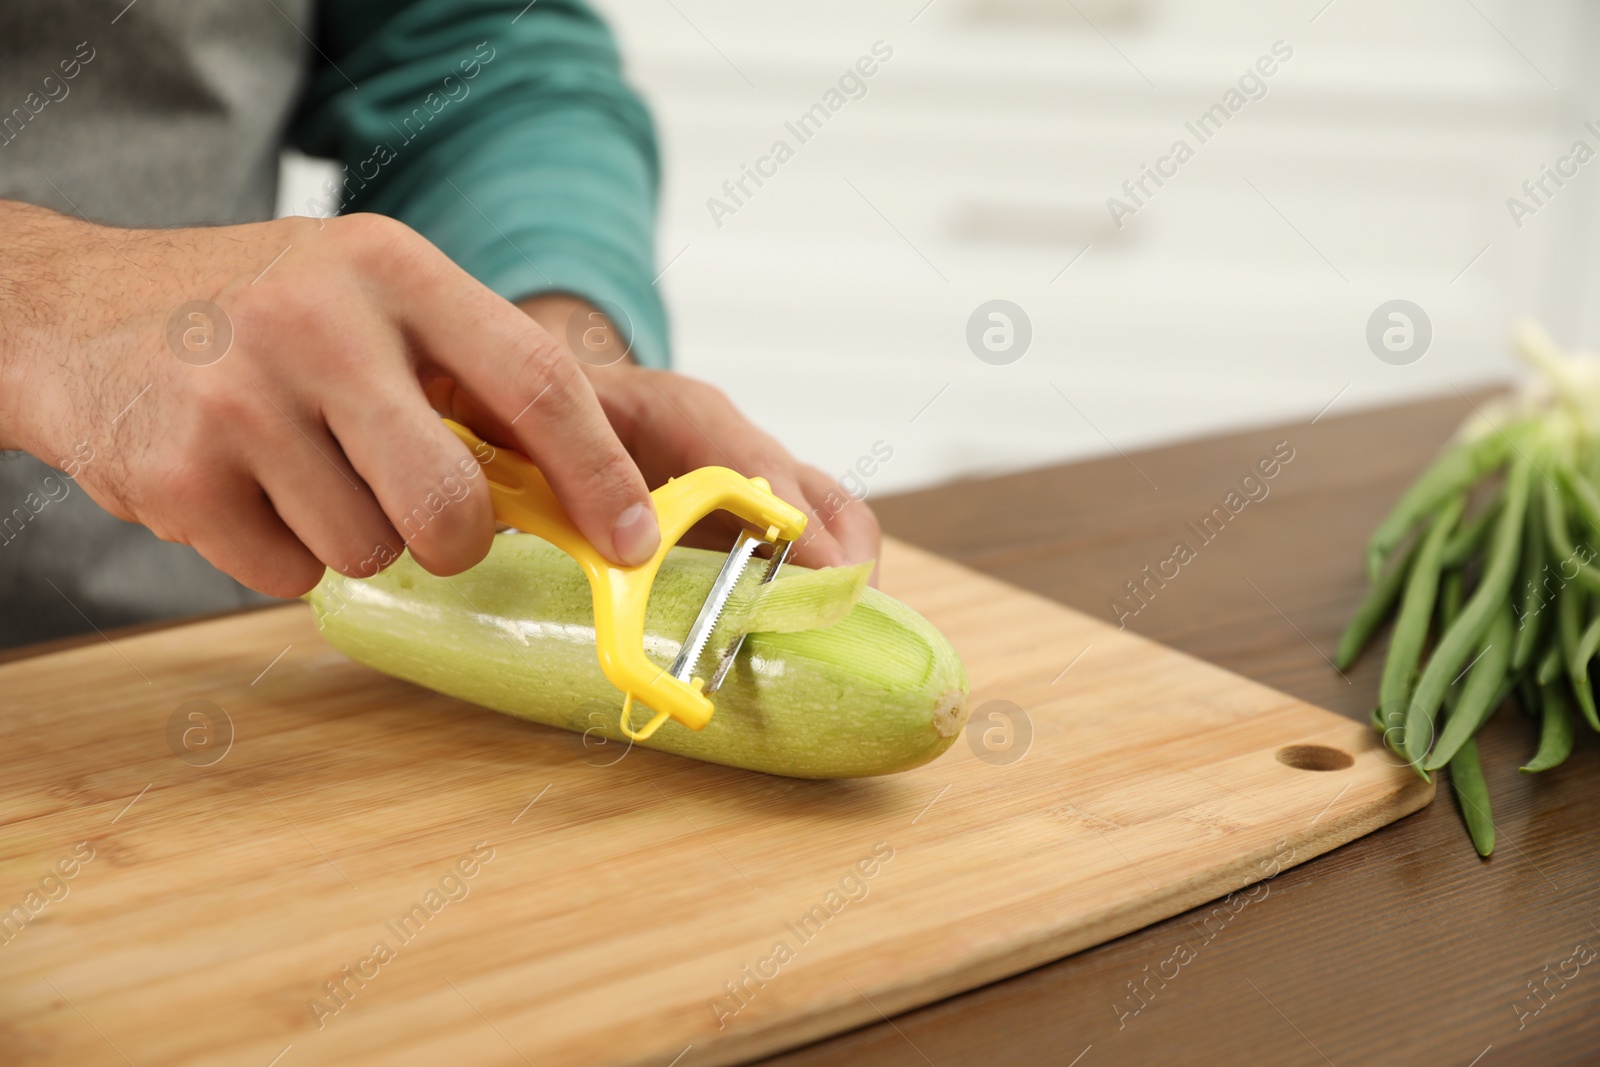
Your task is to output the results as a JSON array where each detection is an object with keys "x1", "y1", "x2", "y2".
[
  {"x1": 11, "y1": 394, "x2": 1596, "y2": 1065},
  {"x1": 759, "y1": 393, "x2": 1600, "y2": 1067}
]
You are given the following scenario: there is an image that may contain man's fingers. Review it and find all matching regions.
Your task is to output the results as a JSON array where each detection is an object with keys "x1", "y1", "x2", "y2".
[
  {"x1": 325, "y1": 388, "x2": 495, "y2": 577},
  {"x1": 249, "y1": 414, "x2": 403, "y2": 579},
  {"x1": 443, "y1": 354, "x2": 658, "y2": 565},
  {"x1": 758, "y1": 470, "x2": 845, "y2": 571},
  {"x1": 797, "y1": 464, "x2": 882, "y2": 572},
  {"x1": 388, "y1": 257, "x2": 658, "y2": 566},
  {"x1": 183, "y1": 481, "x2": 327, "y2": 598}
]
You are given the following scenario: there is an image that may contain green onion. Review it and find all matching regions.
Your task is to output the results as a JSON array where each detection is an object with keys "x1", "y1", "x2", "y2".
[
  {"x1": 1365, "y1": 431, "x2": 1514, "y2": 581},
  {"x1": 1336, "y1": 537, "x2": 1421, "y2": 671},
  {"x1": 1511, "y1": 479, "x2": 1549, "y2": 671},
  {"x1": 1403, "y1": 459, "x2": 1528, "y2": 771},
  {"x1": 1448, "y1": 735, "x2": 1496, "y2": 857},
  {"x1": 1345, "y1": 325, "x2": 1600, "y2": 854},
  {"x1": 1442, "y1": 491, "x2": 1504, "y2": 568},
  {"x1": 1375, "y1": 496, "x2": 1464, "y2": 759},
  {"x1": 1425, "y1": 607, "x2": 1513, "y2": 771},
  {"x1": 1522, "y1": 682, "x2": 1574, "y2": 773}
]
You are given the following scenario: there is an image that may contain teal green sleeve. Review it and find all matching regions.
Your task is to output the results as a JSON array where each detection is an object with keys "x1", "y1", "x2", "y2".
[{"x1": 290, "y1": 0, "x2": 670, "y2": 368}]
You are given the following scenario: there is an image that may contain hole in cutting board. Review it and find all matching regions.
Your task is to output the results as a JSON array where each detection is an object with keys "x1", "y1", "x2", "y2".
[{"x1": 1275, "y1": 744, "x2": 1353, "y2": 772}]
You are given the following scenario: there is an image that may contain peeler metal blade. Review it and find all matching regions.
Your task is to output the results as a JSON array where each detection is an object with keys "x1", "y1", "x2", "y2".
[
  {"x1": 669, "y1": 530, "x2": 764, "y2": 683},
  {"x1": 704, "y1": 537, "x2": 792, "y2": 694}
]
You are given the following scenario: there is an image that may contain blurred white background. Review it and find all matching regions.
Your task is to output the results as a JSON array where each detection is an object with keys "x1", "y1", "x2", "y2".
[{"x1": 283, "y1": 0, "x2": 1600, "y2": 495}]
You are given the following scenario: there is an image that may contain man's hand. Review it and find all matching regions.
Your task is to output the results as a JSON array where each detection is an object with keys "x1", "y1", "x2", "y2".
[
  {"x1": 519, "y1": 294, "x2": 882, "y2": 575},
  {"x1": 0, "y1": 204, "x2": 660, "y2": 597}
]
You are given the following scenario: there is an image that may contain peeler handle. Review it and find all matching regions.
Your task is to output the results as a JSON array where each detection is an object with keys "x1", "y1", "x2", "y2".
[
  {"x1": 441, "y1": 419, "x2": 808, "y2": 739},
  {"x1": 442, "y1": 420, "x2": 602, "y2": 566}
]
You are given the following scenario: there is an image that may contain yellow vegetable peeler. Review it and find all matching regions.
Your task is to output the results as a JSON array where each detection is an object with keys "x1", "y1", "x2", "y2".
[{"x1": 443, "y1": 419, "x2": 807, "y2": 741}]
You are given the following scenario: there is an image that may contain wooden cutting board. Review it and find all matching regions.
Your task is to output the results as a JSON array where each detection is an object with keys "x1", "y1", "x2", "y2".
[{"x1": 0, "y1": 538, "x2": 1429, "y2": 1067}]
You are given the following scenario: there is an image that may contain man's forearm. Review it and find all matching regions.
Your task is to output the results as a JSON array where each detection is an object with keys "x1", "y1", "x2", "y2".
[
  {"x1": 0, "y1": 209, "x2": 666, "y2": 594},
  {"x1": 0, "y1": 202, "x2": 82, "y2": 454}
]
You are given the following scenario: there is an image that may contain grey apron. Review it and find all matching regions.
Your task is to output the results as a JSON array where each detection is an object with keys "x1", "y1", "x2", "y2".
[{"x1": 0, "y1": 0, "x2": 314, "y2": 647}]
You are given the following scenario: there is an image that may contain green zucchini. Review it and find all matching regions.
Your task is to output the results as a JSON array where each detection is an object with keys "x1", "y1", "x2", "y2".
[{"x1": 305, "y1": 534, "x2": 970, "y2": 778}]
